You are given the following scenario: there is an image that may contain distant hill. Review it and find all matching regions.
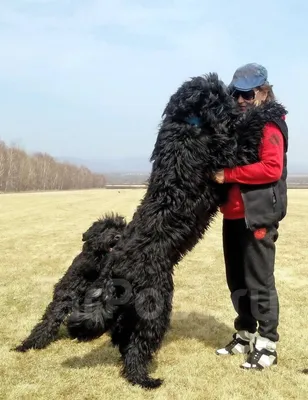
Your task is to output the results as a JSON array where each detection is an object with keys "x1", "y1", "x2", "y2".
[
  {"x1": 55, "y1": 156, "x2": 152, "y2": 174},
  {"x1": 56, "y1": 156, "x2": 308, "y2": 176},
  {"x1": 55, "y1": 156, "x2": 308, "y2": 186},
  {"x1": 287, "y1": 164, "x2": 308, "y2": 175}
]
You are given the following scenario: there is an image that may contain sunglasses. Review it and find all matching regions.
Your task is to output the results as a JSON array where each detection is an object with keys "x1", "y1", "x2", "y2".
[{"x1": 232, "y1": 89, "x2": 256, "y2": 101}]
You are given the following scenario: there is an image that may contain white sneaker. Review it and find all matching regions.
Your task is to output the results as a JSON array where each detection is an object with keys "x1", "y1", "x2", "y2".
[
  {"x1": 216, "y1": 331, "x2": 255, "y2": 355},
  {"x1": 241, "y1": 335, "x2": 278, "y2": 369}
]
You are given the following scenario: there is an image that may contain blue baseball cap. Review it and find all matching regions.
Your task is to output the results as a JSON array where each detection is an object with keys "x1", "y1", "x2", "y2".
[{"x1": 229, "y1": 63, "x2": 268, "y2": 91}]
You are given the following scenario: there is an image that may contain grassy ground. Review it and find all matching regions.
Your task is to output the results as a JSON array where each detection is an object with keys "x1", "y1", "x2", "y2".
[{"x1": 1, "y1": 188, "x2": 307, "y2": 400}]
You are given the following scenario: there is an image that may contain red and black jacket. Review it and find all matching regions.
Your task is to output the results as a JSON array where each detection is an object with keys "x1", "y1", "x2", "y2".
[{"x1": 220, "y1": 116, "x2": 288, "y2": 229}]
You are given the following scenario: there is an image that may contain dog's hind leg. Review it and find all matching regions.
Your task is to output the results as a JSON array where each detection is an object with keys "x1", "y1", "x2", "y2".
[
  {"x1": 14, "y1": 297, "x2": 72, "y2": 352},
  {"x1": 121, "y1": 344, "x2": 162, "y2": 389},
  {"x1": 119, "y1": 321, "x2": 168, "y2": 389},
  {"x1": 118, "y1": 298, "x2": 172, "y2": 390}
]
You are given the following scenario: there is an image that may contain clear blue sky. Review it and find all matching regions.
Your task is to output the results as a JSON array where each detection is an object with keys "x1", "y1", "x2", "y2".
[{"x1": 0, "y1": 0, "x2": 307, "y2": 170}]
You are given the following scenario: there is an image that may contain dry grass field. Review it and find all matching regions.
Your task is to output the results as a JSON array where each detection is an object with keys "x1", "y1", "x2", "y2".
[{"x1": 1, "y1": 188, "x2": 307, "y2": 400}]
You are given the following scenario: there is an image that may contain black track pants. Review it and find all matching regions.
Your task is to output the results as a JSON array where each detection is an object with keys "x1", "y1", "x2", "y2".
[{"x1": 222, "y1": 218, "x2": 280, "y2": 342}]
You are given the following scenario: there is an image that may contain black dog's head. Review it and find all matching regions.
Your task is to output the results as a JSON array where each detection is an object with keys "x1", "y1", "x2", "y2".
[
  {"x1": 150, "y1": 73, "x2": 240, "y2": 174},
  {"x1": 82, "y1": 213, "x2": 127, "y2": 254},
  {"x1": 161, "y1": 72, "x2": 238, "y2": 128}
]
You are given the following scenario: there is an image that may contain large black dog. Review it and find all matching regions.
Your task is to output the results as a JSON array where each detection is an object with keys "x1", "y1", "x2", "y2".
[
  {"x1": 67, "y1": 73, "x2": 287, "y2": 389},
  {"x1": 14, "y1": 213, "x2": 127, "y2": 352}
]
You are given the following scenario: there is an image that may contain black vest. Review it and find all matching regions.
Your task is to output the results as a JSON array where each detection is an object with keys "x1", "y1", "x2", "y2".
[{"x1": 239, "y1": 118, "x2": 288, "y2": 230}]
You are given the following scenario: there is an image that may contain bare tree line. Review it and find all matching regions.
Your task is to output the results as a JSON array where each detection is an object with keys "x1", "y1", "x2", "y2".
[{"x1": 0, "y1": 140, "x2": 106, "y2": 192}]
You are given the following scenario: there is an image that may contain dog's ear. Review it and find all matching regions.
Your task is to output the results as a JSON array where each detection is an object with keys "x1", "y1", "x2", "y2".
[
  {"x1": 82, "y1": 222, "x2": 99, "y2": 242},
  {"x1": 82, "y1": 231, "x2": 89, "y2": 242}
]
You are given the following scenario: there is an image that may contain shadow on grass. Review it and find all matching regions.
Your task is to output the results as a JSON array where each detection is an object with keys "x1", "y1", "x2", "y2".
[
  {"x1": 62, "y1": 312, "x2": 233, "y2": 370},
  {"x1": 62, "y1": 337, "x2": 121, "y2": 369},
  {"x1": 166, "y1": 311, "x2": 233, "y2": 345}
]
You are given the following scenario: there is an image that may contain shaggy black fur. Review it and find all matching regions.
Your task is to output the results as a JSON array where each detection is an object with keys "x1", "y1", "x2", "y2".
[
  {"x1": 66, "y1": 73, "x2": 287, "y2": 389},
  {"x1": 14, "y1": 213, "x2": 127, "y2": 352}
]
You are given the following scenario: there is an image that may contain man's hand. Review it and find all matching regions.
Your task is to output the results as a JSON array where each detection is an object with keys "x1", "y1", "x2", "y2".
[{"x1": 213, "y1": 170, "x2": 225, "y2": 184}]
